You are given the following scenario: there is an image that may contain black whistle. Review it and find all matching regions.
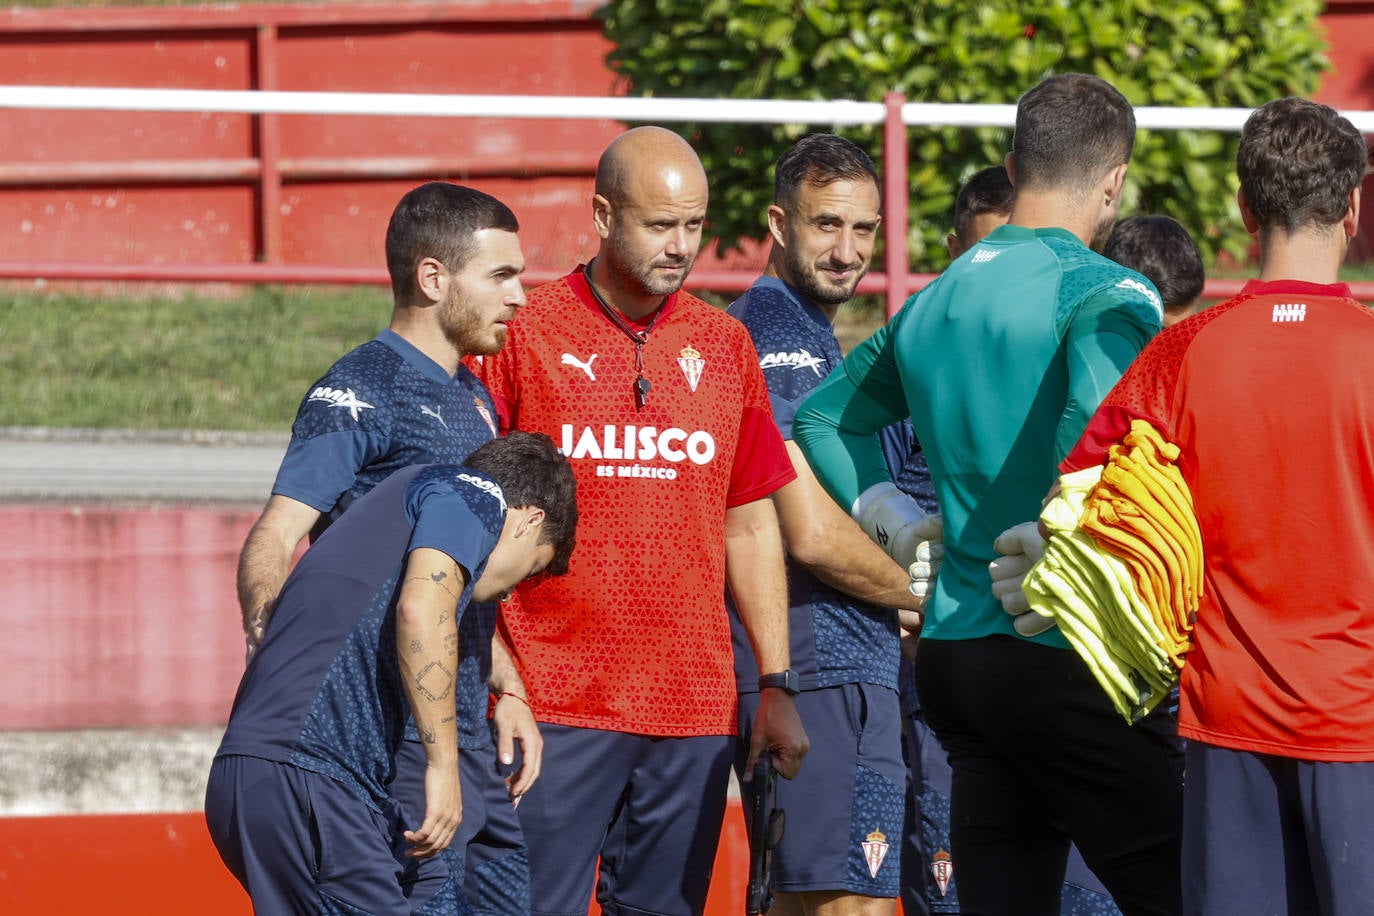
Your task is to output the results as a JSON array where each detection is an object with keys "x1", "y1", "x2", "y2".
[{"x1": 635, "y1": 376, "x2": 652, "y2": 407}]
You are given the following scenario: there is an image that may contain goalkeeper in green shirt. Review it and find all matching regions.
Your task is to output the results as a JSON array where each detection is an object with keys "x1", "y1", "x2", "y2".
[{"x1": 794, "y1": 73, "x2": 1184, "y2": 916}]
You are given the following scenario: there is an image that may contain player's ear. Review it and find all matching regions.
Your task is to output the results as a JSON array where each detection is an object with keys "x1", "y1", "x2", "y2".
[
  {"x1": 1003, "y1": 152, "x2": 1016, "y2": 187},
  {"x1": 1344, "y1": 186, "x2": 1361, "y2": 239},
  {"x1": 1237, "y1": 188, "x2": 1260, "y2": 236},
  {"x1": 415, "y1": 256, "x2": 446, "y2": 306},
  {"x1": 592, "y1": 194, "x2": 614, "y2": 240},
  {"x1": 766, "y1": 204, "x2": 788, "y2": 247},
  {"x1": 1102, "y1": 163, "x2": 1128, "y2": 210},
  {"x1": 946, "y1": 232, "x2": 964, "y2": 260},
  {"x1": 513, "y1": 506, "x2": 546, "y2": 540}
]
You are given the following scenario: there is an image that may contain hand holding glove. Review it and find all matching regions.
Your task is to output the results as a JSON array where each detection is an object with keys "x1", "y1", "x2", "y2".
[{"x1": 989, "y1": 522, "x2": 1056, "y2": 636}]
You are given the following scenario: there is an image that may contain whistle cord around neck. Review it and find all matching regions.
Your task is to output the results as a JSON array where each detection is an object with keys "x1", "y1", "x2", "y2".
[{"x1": 584, "y1": 263, "x2": 666, "y2": 409}]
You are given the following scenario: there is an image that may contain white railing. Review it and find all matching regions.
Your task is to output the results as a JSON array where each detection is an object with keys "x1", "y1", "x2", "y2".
[
  {"x1": 2, "y1": 86, "x2": 1371, "y2": 309},
  {"x1": 8, "y1": 85, "x2": 1372, "y2": 131}
]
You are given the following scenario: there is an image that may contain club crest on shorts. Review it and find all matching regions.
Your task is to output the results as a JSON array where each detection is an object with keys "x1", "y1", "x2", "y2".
[
  {"x1": 861, "y1": 828, "x2": 889, "y2": 878},
  {"x1": 473, "y1": 397, "x2": 497, "y2": 437},
  {"x1": 677, "y1": 344, "x2": 705, "y2": 392},
  {"x1": 931, "y1": 848, "x2": 954, "y2": 896}
]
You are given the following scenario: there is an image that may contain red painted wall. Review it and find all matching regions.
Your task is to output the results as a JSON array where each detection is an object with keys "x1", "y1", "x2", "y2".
[
  {"x1": 0, "y1": 505, "x2": 253, "y2": 730},
  {"x1": 1315, "y1": 1, "x2": 1374, "y2": 260},
  {"x1": 1314, "y1": 0, "x2": 1374, "y2": 112},
  {"x1": 0, "y1": 2, "x2": 629, "y2": 278},
  {"x1": 4, "y1": 0, "x2": 1369, "y2": 281}
]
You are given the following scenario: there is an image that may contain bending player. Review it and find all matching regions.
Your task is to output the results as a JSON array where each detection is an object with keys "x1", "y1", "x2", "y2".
[{"x1": 207, "y1": 433, "x2": 577, "y2": 915}]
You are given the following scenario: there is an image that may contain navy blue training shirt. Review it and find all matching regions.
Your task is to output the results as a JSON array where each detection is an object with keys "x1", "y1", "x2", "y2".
[
  {"x1": 270, "y1": 329, "x2": 501, "y2": 750},
  {"x1": 727, "y1": 275, "x2": 910, "y2": 693}
]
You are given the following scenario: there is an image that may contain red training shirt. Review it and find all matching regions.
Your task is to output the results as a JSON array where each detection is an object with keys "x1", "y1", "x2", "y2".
[
  {"x1": 1064, "y1": 280, "x2": 1374, "y2": 761},
  {"x1": 478, "y1": 268, "x2": 795, "y2": 736}
]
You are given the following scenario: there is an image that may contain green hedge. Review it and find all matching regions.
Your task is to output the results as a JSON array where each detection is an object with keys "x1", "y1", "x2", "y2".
[{"x1": 598, "y1": 0, "x2": 1327, "y2": 271}]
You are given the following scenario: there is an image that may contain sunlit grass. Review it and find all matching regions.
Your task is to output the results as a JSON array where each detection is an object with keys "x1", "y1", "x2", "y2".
[
  {"x1": 3, "y1": 257, "x2": 1369, "y2": 432},
  {"x1": 0, "y1": 284, "x2": 386, "y2": 430}
]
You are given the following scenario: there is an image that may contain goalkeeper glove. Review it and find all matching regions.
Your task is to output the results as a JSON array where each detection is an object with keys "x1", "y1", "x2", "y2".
[
  {"x1": 990, "y1": 522, "x2": 1056, "y2": 636},
  {"x1": 853, "y1": 481, "x2": 944, "y2": 578},
  {"x1": 906, "y1": 516, "x2": 944, "y2": 601}
]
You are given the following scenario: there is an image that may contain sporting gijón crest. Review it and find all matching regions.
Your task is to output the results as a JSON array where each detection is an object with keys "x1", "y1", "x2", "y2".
[
  {"x1": 931, "y1": 848, "x2": 953, "y2": 896},
  {"x1": 677, "y1": 344, "x2": 704, "y2": 392},
  {"x1": 862, "y1": 828, "x2": 890, "y2": 878}
]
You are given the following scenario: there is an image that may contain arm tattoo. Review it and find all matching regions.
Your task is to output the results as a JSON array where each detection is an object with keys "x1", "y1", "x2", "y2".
[
  {"x1": 404, "y1": 568, "x2": 460, "y2": 602},
  {"x1": 415, "y1": 661, "x2": 454, "y2": 702},
  {"x1": 421, "y1": 726, "x2": 436, "y2": 745},
  {"x1": 409, "y1": 639, "x2": 422, "y2": 654}
]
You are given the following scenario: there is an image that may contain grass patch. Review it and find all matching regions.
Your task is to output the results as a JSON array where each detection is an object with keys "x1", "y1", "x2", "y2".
[
  {"x1": 2, "y1": 281, "x2": 882, "y2": 433},
  {"x1": 4, "y1": 262, "x2": 1368, "y2": 433},
  {"x1": 0, "y1": 284, "x2": 388, "y2": 431}
]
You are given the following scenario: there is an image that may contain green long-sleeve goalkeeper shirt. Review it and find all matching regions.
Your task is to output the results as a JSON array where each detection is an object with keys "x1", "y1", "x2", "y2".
[{"x1": 793, "y1": 224, "x2": 1162, "y2": 646}]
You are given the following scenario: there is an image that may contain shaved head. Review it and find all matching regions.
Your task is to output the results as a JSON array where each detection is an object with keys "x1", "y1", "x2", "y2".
[
  {"x1": 595, "y1": 127, "x2": 707, "y2": 207},
  {"x1": 588, "y1": 127, "x2": 710, "y2": 315}
]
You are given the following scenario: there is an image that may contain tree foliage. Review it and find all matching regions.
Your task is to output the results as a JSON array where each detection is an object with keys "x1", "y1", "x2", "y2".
[{"x1": 597, "y1": 0, "x2": 1328, "y2": 271}]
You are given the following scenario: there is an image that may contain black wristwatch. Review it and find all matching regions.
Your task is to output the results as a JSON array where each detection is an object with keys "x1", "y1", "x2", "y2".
[{"x1": 758, "y1": 669, "x2": 800, "y2": 696}]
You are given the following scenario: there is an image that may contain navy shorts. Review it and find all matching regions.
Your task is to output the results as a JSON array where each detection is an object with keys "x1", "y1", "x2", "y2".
[
  {"x1": 514, "y1": 723, "x2": 733, "y2": 916},
  {"x1": 736, "y1": 682, "x2": 905, "y2": 897},
  {"x1": 392, "y1": 736, "x2": 529, "y2": 915},
  {"x1": 205, "y1": 754, "x2": 468, "y2": 915},
  {"x1": 900, "y1": 710, "x2": 960, "y2": 915},
  {"x1": 1182, "y1": 742, "x2": 1374, "y2": 916}
]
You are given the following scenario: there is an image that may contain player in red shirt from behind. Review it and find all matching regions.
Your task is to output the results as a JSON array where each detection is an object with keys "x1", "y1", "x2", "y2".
[
  {"x1": 1063, "y1": 97, "x2": 1374, "y2": 916},
  {"x1": 477, "y1": 126, "x2": 808, "y2": 916}
]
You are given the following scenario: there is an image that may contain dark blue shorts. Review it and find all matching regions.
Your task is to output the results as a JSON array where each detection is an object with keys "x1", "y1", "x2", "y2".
[
  {"x1": 392, "y1": 737, "x2": 529, "y2": 915},
  {"x1": 205, "y1": 754, "x2": 468, "y2": 915},
  {"x1": 1182, "y1": 742, "x2": 1374, "y2": 916},
  {"x1": 514, "y1": 723, "x2": 733, "y2": 916},
  {"x1": 736, "y1": 682, "x2": 905, "y2": 897}
]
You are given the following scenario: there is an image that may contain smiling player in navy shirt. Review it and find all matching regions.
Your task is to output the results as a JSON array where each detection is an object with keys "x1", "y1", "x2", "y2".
[{"x1": 728, "y1": 134, "x2": 938, "y2": 913}]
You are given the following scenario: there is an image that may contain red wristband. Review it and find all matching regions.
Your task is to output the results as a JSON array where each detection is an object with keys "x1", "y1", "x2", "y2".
[{"x1": 498, "y1": 691, "x2": 530, "y2": 708}]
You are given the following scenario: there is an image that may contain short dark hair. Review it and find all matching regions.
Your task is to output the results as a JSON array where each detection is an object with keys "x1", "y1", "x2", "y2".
[
  {"x1": 464, "y1": 432, "x2": 578, "y2": 577},
  {"x1": 774, "y1": 133, "x2": 880, "y2": 209},
  {"x1": 384, "y1": 182, "x2": 519, "y2": 301},
  {"x1": 1103, "y1": 215, "x2": 1205, "y2": 313},
  {"x1": 953, "y1": 165, "x2": 1015, "y2": 246},
  {"x1": 1012, "y1": 74, "x2": 1136, "y2": 194},
  {"x1": 1237, "y1": 97, "x2": 1369, "y2": 235}
]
